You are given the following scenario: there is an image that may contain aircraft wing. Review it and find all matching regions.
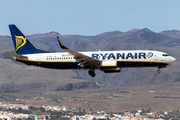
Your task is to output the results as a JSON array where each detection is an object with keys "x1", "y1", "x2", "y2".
[
  {"x1": 5, "y1": 51, "x2": 28, "y2": 59},
  {"x1": 57, "y1": 37, "x2": 100, "y2": 67}
]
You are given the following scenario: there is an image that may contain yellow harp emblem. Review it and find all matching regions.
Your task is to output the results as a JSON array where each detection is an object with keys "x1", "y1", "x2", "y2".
[{"x1": 15, "y1": 35, "x2": 27, "y2": 51}]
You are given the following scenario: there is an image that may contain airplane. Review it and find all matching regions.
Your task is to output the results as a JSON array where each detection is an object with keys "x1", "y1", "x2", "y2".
[{"x1": 5, "y1": 24, "x2": 176, "y2": 77}]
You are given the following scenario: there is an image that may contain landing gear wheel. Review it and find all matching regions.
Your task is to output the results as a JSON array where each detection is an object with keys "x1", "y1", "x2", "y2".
[
  {"x1": 88, "y1": 69, "x2": 96, "y2": 77},
  {"x1": 91, "y1": 72, "x2": 96, "y2": 77},
  {"x1": 157, "y1": 69, "x2": 161, "y2": 74}
]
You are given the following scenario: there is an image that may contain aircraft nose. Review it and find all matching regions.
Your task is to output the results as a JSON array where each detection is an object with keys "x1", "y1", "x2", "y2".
[{"x1": 170, "y1": 57, "x2": 176, "y2": 63}]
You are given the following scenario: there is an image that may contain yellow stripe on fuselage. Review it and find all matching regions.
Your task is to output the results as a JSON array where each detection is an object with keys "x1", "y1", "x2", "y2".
[
  {"x1": 101, "y1": 65, "x2": 116, "y2": 67},
  {"x1": 15, "y1": 58, "x2": 171, "y2": 65}
]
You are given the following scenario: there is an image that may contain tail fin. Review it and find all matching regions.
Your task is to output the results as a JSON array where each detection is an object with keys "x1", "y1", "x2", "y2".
[{"x1": 9, "y1": 24, "x2": 49, "y2": 54}]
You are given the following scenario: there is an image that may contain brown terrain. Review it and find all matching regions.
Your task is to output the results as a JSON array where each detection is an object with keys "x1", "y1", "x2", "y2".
[
  {"x1": 5, "y1": 82, "x2": 180, "y2": 113},
  {"x1": 0, "y1": 28, "x2": 180, "y2": 112}
]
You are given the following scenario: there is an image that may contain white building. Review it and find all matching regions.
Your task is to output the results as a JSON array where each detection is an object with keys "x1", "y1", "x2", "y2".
[{"x1": 17, "y1": 114, "x2": 34, "y2": 119}]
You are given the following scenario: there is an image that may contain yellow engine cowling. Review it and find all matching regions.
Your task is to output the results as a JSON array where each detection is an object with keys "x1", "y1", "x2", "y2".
[
  {"x1": 103, "y1": 68, "x2": 121, "y2": 73},
  {"x1": 100, "y1": 61, "x2": 121, "y2": 73},
  {"x1": 100, "y1": 60, "x2": 117, "y2": 70}
]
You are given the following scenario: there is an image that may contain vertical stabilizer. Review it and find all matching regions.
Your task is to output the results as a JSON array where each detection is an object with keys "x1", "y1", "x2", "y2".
[{"x1": 9, "y1": 24, "x2": 48, "y2": 54}]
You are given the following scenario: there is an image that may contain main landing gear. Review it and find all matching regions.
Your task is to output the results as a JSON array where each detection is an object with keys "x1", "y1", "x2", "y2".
[{"x1": 88, "y1": 69, "x2": 96, "y2": 77}]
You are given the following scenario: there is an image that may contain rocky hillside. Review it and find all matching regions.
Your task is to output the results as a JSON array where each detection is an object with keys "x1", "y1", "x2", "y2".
[
  {"x1": 1, "y1": 28, "x2": 180, "y2": 93},
  {"x1": 0, "y1": 36, "x2": 99, "y2": 93},
  {"x1": 0, "y1": 56, "x2": 98, "y2": 93},
  {"x1": 159, "y1": 30, "x2": 180, "y2": 39}
]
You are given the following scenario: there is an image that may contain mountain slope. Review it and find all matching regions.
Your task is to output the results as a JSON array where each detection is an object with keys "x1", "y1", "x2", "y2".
[
  {"x1": 1, "y1": 28, "x2": 180, "y2": 93},
  {"x1": 160, "y1": 30, "x2": 180, "y2": 39},
  {"x1": 0, "y1": 57, "x2": 98, "y2": 93}
]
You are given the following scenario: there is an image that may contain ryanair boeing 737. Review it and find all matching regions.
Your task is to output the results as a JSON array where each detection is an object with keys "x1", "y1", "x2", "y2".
[{"x1": 5, "y1": 24, "x2": 176, "y2": 77}]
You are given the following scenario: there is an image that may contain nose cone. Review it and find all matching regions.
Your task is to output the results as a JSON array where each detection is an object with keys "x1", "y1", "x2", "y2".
[{"x1": 170, "y1": 57, "x2": 176, "y2": 63}]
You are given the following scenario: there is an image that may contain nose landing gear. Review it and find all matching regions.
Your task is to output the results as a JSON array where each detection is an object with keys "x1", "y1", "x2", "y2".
[
  {"x1": 157, "y1": 69, "x2": 161, "y2": 74},
  {"x1": 88, "y1": 69, "x2": 96, "y2": 77},
  {"x1": 157, "y1": 66, "x2": 166, "y2": 74}
]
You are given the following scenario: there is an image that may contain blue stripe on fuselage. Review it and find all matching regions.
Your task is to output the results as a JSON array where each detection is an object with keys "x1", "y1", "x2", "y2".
[
  {"x1": 116, "y1": 61, "x2": 168, "y2": 67},
  {"x1": 16, "y1": 59, "x2": 80, "y2": 69}
]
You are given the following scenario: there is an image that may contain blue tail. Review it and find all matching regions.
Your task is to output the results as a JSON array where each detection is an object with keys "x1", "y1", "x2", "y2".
[{"x1": 9, "y1": 24, "x2": 49, "y2": 55}]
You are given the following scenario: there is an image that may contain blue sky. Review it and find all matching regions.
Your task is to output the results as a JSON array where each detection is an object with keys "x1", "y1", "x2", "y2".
[{"x1": 0, "y1": 0, "x2": 180, "y2": 36}]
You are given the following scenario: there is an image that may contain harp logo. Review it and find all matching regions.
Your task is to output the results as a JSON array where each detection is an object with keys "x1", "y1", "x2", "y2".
[{"x1": 15, "y1": 35, "x2": 26, "y2": 51}]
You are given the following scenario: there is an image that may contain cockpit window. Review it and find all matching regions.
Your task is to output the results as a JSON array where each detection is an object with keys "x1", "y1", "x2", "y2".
[{"x1": 162, "y1": 54, "x2": 169, "y2": 57}]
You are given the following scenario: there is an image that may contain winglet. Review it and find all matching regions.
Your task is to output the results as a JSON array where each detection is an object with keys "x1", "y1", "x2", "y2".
[{"x1": 57, "y1": 37, "x2": 67, "y2": 49}]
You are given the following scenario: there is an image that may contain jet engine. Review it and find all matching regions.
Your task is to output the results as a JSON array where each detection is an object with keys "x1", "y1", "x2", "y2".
[{"x1": 100, "y1": 60, "x2": 117, "y2": 70}]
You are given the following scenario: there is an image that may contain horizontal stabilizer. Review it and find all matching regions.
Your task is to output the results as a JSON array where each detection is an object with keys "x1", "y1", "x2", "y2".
[{"x1": 5, "y1": 51, "x2": 28, "y2": 59}]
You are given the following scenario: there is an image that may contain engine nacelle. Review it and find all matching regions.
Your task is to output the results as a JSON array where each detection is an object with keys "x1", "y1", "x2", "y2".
[
  {"x1": 100, "y1": 60, "x2": 117, "y2": 70},
  {"x1": 103, "y1": 68, "x2": 121, "y2": 73}
]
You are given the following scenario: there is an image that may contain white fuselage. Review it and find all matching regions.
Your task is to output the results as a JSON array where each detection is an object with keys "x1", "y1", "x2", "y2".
[{"x1": 16, "y1": 50, "x2": 175, "y2": 70}]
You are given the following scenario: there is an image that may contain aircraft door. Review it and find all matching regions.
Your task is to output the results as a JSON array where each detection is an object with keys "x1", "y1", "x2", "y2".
[
  {"x1": 154, "y1": 53, "x2": 158, "y2": 61},
  {"x1": 37, "y1": 56, "x2": 41, "y2": 64}
]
